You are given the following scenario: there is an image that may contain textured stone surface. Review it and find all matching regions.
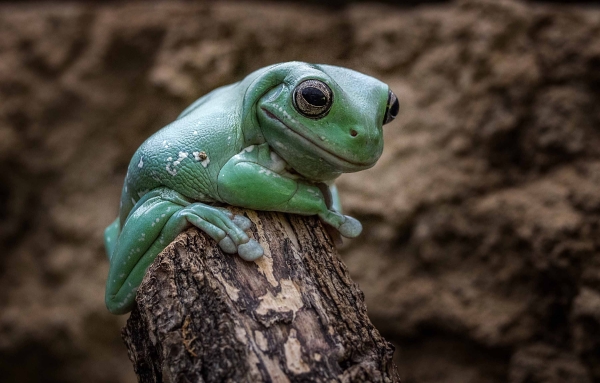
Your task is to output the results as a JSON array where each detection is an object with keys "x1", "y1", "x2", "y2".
[{"x1": 0, "y1": 1, "x2": 599, "y2": 382}]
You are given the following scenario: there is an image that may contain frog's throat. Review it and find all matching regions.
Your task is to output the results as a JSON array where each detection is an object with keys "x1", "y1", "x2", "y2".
[{"x1": 260, "y1": 107, "x2": 372, "y2": 170}]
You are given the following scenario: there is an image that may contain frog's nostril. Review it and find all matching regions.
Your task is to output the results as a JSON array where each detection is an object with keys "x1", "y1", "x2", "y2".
[{"x1": 350, "y1": 129, "x2": 358, "y2": 137}]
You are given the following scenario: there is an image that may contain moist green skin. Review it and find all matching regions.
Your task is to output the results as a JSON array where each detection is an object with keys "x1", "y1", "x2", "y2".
[{"x1": 104, "y1": 61, "x2": 392, "y2": 314}]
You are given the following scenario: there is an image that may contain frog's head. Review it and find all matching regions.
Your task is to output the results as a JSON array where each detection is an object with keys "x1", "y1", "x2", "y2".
[{"x1": 244, "y1": 62, "x2": 398, "y2": 181}]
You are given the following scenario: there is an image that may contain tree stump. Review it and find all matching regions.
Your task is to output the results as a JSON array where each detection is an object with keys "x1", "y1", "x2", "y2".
[{"x1": 122, "y1": 208, "x2": 401, "y2": 383}]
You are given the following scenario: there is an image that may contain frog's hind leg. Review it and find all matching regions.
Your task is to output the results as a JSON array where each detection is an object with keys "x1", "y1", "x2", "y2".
[
  {"x1": 104, "y1": 218, "x2": 120, "y2": 260},
  {"x1": 105, "y1": 187, "x2": 261, "y2": 314},
  {"x1": 105, "y1": 190, "x2": 184, "y2": 314}
]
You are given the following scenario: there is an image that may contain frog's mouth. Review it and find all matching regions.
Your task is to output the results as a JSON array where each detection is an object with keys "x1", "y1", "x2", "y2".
[{"x1": 260, "y1": 108, "x2": 373, "y2": 171}]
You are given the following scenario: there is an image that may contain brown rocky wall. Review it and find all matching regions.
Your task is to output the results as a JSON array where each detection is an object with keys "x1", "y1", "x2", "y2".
[{"x1": 0, "y1": 1, "x2": 599, "y2": 382}]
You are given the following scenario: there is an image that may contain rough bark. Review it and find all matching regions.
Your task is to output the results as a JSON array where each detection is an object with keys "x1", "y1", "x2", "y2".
[{"x1": 122, "y1": 208, "x2": 400, "y2": 383}]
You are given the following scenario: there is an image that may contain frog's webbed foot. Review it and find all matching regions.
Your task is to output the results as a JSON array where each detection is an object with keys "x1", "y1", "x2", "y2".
[
  {"x1": 316, "y1": 183, "x2": 361, "y2": 238},
  {"x1": 165, "y1": 204, "x2": 263, "y2": 261},
  {"x1": 237, "y1": 241, "x2": 264, "y2": 261},
  {"x1": 319, "y1": 210, "x2": 362, "y2": 238},
  {"x1": 338, "y1": 215, "x2": 362, "y2": 238}
]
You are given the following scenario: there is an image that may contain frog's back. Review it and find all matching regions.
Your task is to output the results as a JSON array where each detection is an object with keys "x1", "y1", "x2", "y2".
[{"x1": 121, "y1": 82, "x2": 247, "y2": 217}]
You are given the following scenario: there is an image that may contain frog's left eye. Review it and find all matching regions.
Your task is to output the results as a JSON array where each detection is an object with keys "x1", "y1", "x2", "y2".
[
  {"x1": 383, "y1": 90, "x2": 399, "y2": 125},
  {"x1": 293, "y1": 80, "x2": 333, "y2": 119}
]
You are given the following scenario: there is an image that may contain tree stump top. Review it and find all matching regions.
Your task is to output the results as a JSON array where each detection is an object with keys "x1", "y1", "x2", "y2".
[{"x1": 123, "y1": 208, "x2": 400, "y2": 382}]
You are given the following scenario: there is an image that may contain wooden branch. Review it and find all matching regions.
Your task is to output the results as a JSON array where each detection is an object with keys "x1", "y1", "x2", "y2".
[{"x1": 122, "y1": 208, "x2": 401, "y2": 383}]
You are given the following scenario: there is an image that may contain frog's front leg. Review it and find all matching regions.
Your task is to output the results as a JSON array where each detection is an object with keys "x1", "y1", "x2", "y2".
[
  {"x1": 105, "y1": 188, "x2": 257, "y2": 315},
  {"x1": 217, "y1": 144, "x2": 362, "y2": 238}
]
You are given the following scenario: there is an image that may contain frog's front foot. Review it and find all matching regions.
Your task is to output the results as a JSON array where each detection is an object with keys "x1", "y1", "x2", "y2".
[
  {"x1": 238, "y1": 240, "x2": 264, "y2": 261},
  {"x1": 319, "y1": 210, "x2": 363, "y2": 238},
  {"x1": 338, "y1": 215, "x2": 362, "y2": 238},
  {"x1": 219, "y1": 237, "x2": 263, "y2": 261},
  {"x1": 218, "y1": 209, "x2": 264, "y2": 261},
  {"x1": 167, "y1": 204, "x2": 264, "y2": 261}
]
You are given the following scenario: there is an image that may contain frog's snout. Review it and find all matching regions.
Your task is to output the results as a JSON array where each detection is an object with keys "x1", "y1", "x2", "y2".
[
  {"x1": 346, "y1": 124, "x2": 369, "y2": 140},
  {"x1": 343, "y1": 124, "x2": 383, "y2": 166},
  {"x1": 346, "y1": 125, "x2": 377, "y2": 145}
]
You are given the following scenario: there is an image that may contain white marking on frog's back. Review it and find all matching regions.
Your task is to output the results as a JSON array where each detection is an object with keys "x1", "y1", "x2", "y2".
[
  {"x1": 165, "y1": 152, "x2": 189, "y2": 176},
  {"x1": 166, "y1": 163, "x2": 177, "y2": 176},
  {"x1": 173, "y1": 151, "x2": 188, "y2": 166},
  {"x1": 193, "y1": 151, "x2": 210, "y2": 168},
  {"x1": 138, "y1": 156, "x2": 144, "y2": 168}
]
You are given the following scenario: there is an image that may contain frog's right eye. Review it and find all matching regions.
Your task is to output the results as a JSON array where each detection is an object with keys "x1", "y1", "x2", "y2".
[{"x1": 293, "y1": 80, "x2": 333, "y2": 119}]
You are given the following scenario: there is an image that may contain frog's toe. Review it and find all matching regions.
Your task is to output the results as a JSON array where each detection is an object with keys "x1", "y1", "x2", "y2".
[
  {"x1": 214, "y1": 207, "x2": 235, "y2": 219},
  {"x1": 185, "y1": 203, "x2": 249, "y2": 246},
  {"x1": 237, "y1": 239, "x2": 264, "y2": 261},
  {"x1": 218, "y1": 237, "x2": 237, "y2": 254},
  {"x1": 338, "y1": 216, "x2": 362, "y2": 238},
  {"x1": 232, "y1": 215, "x2": 252, "y2": 231}
]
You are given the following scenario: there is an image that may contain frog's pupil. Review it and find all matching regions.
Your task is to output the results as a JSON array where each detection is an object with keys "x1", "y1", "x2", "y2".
[
  {"x1": 302, "y1": 87, "x2": 327, "y2": 107},
  {"x1": 390, "y1": 97, "x2": 399, "y2": 118}
]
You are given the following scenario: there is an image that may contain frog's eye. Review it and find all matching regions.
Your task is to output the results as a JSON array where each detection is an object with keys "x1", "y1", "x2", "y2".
[
  {"x1": 293, "y1": 80, "x2": 333, "y2": 119},
  {"x1": 383, "y1": 90, "x2": 399, "y2": 125}
]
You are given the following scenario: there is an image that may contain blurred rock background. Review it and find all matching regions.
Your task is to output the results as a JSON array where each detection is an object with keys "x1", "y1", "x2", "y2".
[{"x1": 0, "y1": 0, "x2": 599, "y2": 382}]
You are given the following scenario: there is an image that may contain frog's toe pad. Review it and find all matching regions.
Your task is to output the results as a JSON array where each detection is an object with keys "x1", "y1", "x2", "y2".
[
  {"x1": 238, "y1": 239, "x2": 264, "y2": 261},
  {"x1": 232, "y1": 215, "x2": 252, "y2": 231},
  {"x1": 338, "y1": 216, "x2": 362, "y2": 238},
  {"x1": 219, "y1": 237, "x2": 237, "y2": 254}
]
